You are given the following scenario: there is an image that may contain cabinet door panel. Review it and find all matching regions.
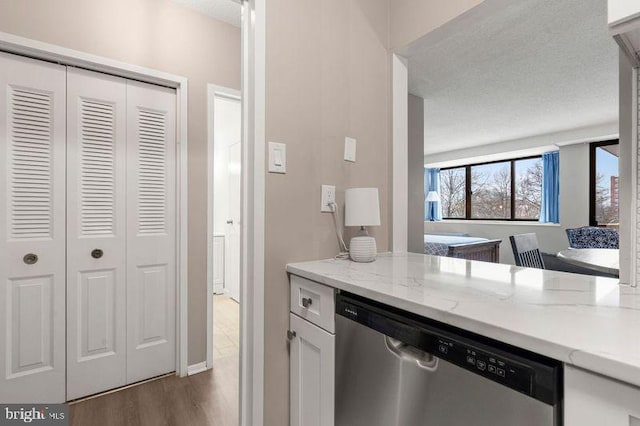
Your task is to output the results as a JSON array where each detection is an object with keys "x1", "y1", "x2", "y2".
[
  {"x1": 126, "y1": 80, "x2": 176, "y2": 383},
  {"x1": 290, "y1": 313, "x2": 335, "y2": 426},
  {"x1": 0, "y1": 51, "x2": 66, "y2": 403},
  {"x1": 66, "y1": 67, "x2": 127, "y2": 400},
  {"x1": 565, "y1": 365, "x2": 640, "y2": 425}
]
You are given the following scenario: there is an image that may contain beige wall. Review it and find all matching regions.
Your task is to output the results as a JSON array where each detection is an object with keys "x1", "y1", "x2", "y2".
[
  {"x1": 0, "y1": 0, "x2": 241, "y2": 364},
  {"x1": 264, "y1": 0, "x2": 390, "y2": 424},
  {"x1": 408, "y1": 94, "x2": 425, "y2": 253},
  {"x1": 389, "y1": 0, "x2": 485, "y2": 49}
]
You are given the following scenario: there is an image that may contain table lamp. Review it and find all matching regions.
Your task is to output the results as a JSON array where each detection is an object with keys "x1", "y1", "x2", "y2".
[
  {"x1": 426, "y1": 191, "x2": 440, "y2": 203},
  {"x1": 345, "y1": 188, "x2": 380, "y2": 262},
  {"x1": 425, "y1": 191, "x2": 440, "y2": 221}
]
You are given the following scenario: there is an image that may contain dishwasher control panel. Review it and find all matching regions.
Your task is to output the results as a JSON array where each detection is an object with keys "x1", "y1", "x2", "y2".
[
  {"x1": 336, "y1": 292, "x2": 562, "y2": 406},
  {"x1": 435, "y1": 337, "x2": 534, "y2": 396}
]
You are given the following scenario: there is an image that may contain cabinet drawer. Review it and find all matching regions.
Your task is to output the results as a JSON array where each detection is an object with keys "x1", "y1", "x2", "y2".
[{"x1": 290, "y1": 275, "x2": 335, "y2": 333}]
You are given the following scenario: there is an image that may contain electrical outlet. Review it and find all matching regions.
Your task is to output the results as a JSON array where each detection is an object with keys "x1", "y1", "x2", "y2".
[{"x1": 321, "y1": 185, "x2": 336, "y2": 212}]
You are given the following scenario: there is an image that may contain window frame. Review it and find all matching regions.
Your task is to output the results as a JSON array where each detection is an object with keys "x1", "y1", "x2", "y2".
[
  {"x1": 589, "y1": 139, "x2": 619, "y2": 227},
  {"x1": 439, "y1": 155, "x2": 543, "y2": 221}
]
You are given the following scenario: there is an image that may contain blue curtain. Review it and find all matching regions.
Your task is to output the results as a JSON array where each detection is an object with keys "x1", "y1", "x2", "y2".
[
  {"x1": 424, "y1": 168, "x2": 442, "y2": 221},
  {"x1": 539, "y1": 151, "x2": 559, "y2": 223}
]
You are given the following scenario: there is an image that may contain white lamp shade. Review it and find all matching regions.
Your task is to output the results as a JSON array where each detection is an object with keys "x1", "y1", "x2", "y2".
[
  {"x1": 426, "y1": 191, "x2": 440, "y2": 202},
  {"x1": 345, "y1": 188, "x2": 380, "y2": 227}
]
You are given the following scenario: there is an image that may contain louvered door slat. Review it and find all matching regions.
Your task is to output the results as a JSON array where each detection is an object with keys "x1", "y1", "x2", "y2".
[
  {"x1": 137, "y1": 109, "x2": 167, "y2": 235},
  {"x1": 9, "y1": 87, "x2": 54, "y2": 239},
  {"x1": 79, "y1": 99, "x2": 116, "y2": 236}
]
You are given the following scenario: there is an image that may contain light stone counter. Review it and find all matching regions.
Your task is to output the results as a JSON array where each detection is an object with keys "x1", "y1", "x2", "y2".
[{"x1": 287, "y1": 252, "x2": 640, "y2": 388}]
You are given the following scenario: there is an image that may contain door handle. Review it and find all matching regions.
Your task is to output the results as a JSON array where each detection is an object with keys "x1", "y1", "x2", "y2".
[
  {"x1": 384, "y1": 336, "x2": 438, "y2": 371},
  {"x1": 91, "y1": 249, "x2": 104, "y2": 259},
  {"x1": 301, "y1": 297, "x2": 313, "y2": 308},
  {"x1": 287, "y1": 330, "x2": 297, "y2": 340},
  {"x1": 226, "y1": 220, "x2": 234, "y2": 224},
  {"x1": 23, "y1": 253, "x2": 38, "y2": 265}
]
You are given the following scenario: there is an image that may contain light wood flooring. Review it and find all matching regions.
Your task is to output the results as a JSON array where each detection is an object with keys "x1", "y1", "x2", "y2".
[
  {"x1": 212, "y1": 295, "x2": 240, "y2": 360},
  {"x1": 69, "y1": 295, "x2": 240, "y2": 426}
]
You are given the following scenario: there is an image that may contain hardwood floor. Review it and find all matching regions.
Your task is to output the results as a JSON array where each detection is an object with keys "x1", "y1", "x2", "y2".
[{"x1": 70, "y1": 295, "x2": 239, "y2": 426}]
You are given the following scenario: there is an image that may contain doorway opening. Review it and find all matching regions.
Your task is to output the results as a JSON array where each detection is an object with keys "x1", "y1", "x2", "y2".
[{"x1": 207, "y1": 85, "x2": 242, "y2": 380}]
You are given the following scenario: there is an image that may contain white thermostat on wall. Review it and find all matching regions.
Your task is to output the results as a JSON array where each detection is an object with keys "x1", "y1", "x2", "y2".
[{"x1": 344, "y1": 137, "x2": 356, "y2": 162}]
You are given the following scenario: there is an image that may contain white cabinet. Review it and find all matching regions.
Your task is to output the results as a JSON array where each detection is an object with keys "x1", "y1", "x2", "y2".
[
  {"x1": 289, "y1": 275, "x2": 335, "y2": 426},
  {"x1": 289, "y1": 313, "x2": 335, "y2": 426},
  {"x1": 290, "y1": 275, "x2": 336, "y2": 333},
  {"x1": 565, "y1": 365, "x2": 640, "y2": 425}
]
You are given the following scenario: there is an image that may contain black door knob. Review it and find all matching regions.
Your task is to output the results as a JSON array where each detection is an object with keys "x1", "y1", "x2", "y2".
[{"x1": 91, "y1": 249, "x2": 104, "y2": 259}]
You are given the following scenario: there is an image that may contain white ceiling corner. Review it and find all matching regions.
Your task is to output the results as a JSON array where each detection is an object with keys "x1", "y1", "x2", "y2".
[
  {"x1": 170, "y1": 0, "x2": 241, "y2": 27},
  {"x1": 404, "y1": 0, "x2": 619, "y2": 156}
]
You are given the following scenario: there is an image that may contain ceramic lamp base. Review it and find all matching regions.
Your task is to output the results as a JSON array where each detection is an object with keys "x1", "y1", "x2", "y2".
[{"x1": 349, "y1": 236, "x2": 377, "y2": 263}]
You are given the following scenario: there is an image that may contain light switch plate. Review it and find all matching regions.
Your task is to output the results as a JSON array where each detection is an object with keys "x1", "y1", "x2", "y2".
[
  {"x1": 344, "y1": 137, "x2": 356, "y2": 162},
  {"x1": 268, "y1": 142, "x2": 286, "y2": 173},
  {"x1": 320, "y1": 185, "x2": 336, "y2": 212}
]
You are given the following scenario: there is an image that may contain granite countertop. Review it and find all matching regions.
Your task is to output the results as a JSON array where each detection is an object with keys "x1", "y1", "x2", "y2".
[{"x1": 286, "y1": 252, "x2": 640, "y2": 387}]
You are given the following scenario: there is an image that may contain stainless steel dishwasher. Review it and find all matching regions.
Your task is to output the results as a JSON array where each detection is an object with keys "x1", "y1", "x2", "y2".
[{"x1": 335, "y1": 292, "x2": 562, "y2": 426}]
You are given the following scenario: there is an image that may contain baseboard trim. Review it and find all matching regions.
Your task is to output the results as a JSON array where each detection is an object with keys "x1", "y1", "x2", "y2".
[
  {"x1": 67, "y1": 372, "x2": 174, "y2": 404},
  {"x1": 187, "y1": 361, "x2": 209, "y2": 376}
]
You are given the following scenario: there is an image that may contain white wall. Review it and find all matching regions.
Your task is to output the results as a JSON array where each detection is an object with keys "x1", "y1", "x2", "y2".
[
  {"x1": 424, "y1": 122, "x2": 618, "y2": 168},
  {"x1": 425, "y1": 143, "x2": 590, "y2": 264}
]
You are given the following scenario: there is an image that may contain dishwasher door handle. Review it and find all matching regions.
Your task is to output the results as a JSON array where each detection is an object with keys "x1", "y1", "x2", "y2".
[{"x1": 384, "y1": 336, "x2": 438, "y2": 371}]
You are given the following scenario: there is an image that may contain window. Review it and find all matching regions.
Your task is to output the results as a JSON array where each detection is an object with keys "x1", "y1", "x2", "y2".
[
  {"x1": 439, "y1": 167, "x2": 466, "y2": 218},
  {"x1": 471, "y1": 161, "x2": 511, "y2": 219},
  {"x1": 590, "y1": 140, "x2": 619, "y2": 227},
  {"x1": 439, "y1": 156, "x2": 543, "y2": 221},
  {"x1": 514, "y1": 157, "x2": 542, "y2": 220}
]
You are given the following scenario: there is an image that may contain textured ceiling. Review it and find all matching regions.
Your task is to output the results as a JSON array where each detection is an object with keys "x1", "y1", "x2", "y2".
[
  {"x1": 402, "y1": 0, "x2": 619, "y2": 155},
  {"x1": 170, "y1": 0, "x2": 240, "y2": 27}
]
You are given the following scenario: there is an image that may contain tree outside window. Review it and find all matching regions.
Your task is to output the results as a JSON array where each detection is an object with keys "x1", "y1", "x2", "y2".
[
  {"x1": 439, "y1": 167, "x2": 465, "y2": 218},
  {"x1": 438, "y1": 156, "x2": 542, "y2": 221}
]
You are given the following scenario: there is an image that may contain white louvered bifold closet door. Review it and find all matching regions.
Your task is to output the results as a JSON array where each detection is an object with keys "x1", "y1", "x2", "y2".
[
  {"x1": 66, "y1": 68, "x2": 127, "y2": 400},
  {"x1": 0, "y1": 52, "x2": 67, "y2": 403},
  {"x1": 125, "y1": 80, "x2": 176, "y2": 383}
]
